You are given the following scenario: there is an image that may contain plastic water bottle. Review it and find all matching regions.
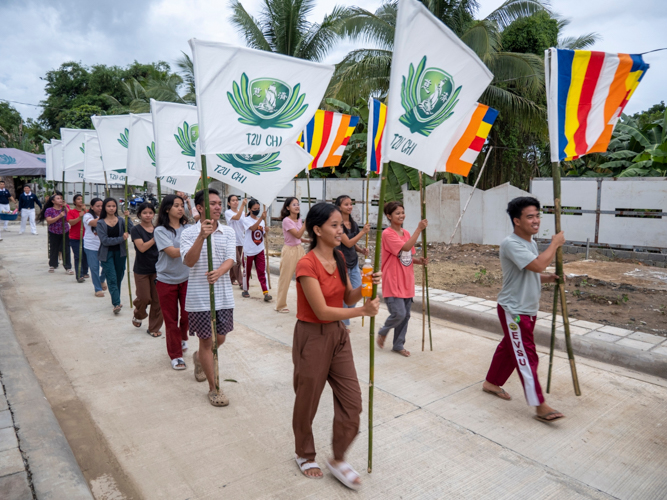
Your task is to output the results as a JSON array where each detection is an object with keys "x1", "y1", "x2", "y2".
[{"x1": 361, "y1": 259, "x2": 373, "y2": 298}]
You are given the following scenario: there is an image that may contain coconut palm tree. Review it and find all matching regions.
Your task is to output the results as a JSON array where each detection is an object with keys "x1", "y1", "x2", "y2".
[
  {"x1": 332, "y1": 0, "x2": 555, "y2": 130},
  {"x1": 104, "y1": 73, "x2": 191, "y2": 114},
  {"x1": 228, "y1": 0, "x2": 348, "y2": 61}
]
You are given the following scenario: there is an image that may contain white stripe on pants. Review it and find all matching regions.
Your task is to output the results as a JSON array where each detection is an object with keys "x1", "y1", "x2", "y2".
[
  {"x1": 0, "y1": 204, "x2": 9, "y2": 230},
  {"x1": 503, "y1": 311, "x2": 540, "y2": 406},
  {"x1": 20, "y1": 208, "x2": 37, "y2": 234}
]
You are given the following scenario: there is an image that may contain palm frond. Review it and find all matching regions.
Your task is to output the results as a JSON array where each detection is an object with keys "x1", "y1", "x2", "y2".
[
  {"x1": 297, "y1": 5, "x2": 348, "y2": 61},
  {"x1": 460, "y1": 20, "x2": 501, "y2": 63},
  {"x1": 337, "y1": 3, "x2": 397, "y2": 50},
  {"x1": 558, "y1": 33, "x2": 601, "y2": 50},
  {"x1": 485, "y1": 0, "x2": 551, "y2": 29},
  {"x1": 480, "y1": 84, "x2": 546, "y2": 132},
  {"x1": 328, "y1": 49, "x2": 392, "y2": 104},
  {"x1": 229, "y1": 0, "x2": 272, "y2": 52},
  {"x1": 175, "y1": 51, "x2": 196, "y2": 98}
]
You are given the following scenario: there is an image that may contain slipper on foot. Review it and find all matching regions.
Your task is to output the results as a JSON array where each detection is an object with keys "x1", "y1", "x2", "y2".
[
  {"x1": 326, "y1": 460, "x2": 360, "y2": 490},
  {"x1": 483, "y1": 387, "x2": 512, "y2": 401},
  {"x1": 146, "y1": 329, "x2": 161, "y2": 338},
  {"x1": 171, "y1": 358, "x2": 186, "y2": 370},
  {"x1": 534, "y1": 412, "x2": 565, "y2": 423},
  {"x1": 208, "y1": 390, "x2": 229, "y2": 407},
  {"x1": 295, "y1": 455, "x2": 322, "y2": 479}
]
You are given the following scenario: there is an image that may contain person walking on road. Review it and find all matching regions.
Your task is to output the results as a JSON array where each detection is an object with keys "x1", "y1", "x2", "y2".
[
  {"x1": 154, "y1": 194, "x2": 190, "y2": 370},
  {"x1": 274, "y1": 197, "x2": 306, "y2": 314},
  {"x1": 241, "y1": 198, "x2": 271, "y2": 302},
  {"x1": 291, "y1": 203, "x2": 381, "y2": 490},
  {"x1": 0, "y1": 179, "x2": 16, "y2": 241},
  {"x1": 97, "y1": 198, "x2": 132, "y2": 315},
  {"x1": 66, "y1": 194, "x2": 89, "y2": 283},
  {"x1": 181, "y1": 188, "x2": 236, "y2": 407},
  {"x1": 482, "y1": 196, "x2": 566, "y2": 424},
  {"x1": 39, "y1": 192, "x2": 73, "y2": 274},
  {"x1": 224, "y1": 194, "x2": 246, "y2": 287},
  {"x1": 376, "y1": 202, "x2": 428, "y2": 357},
  {"x1": 82, "y1": 198, "x2": 107, "y2": 297},
  {"x1": 334, "y1": 195, "x2": 370, "y2": 331},
  {"x1": 18, "y1": 184, "x2": 42, "y2": 235},
  {"x1": 130, "y1": 202, "x2": 163, "y2": 338}
]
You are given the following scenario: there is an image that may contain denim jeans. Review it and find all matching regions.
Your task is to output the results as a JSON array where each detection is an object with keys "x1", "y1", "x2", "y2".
[
  {"x1": 342, "y1": 265, "x2": 362, "y2": 326},
  {"x1": 100, "y1": 249, "x2": 126, "y2": 306},
  {"x1": 83, "y1": 247, "x2": 106, "y2": 292}
]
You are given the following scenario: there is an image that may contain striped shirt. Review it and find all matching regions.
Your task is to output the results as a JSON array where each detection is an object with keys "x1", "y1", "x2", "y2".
[{"x1": 180, "y1": 222, "x2": 236, "y2": 313}]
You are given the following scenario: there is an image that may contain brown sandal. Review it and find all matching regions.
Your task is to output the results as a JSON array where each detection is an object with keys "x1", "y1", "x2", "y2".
[
  {"x1": 483, "y1": 387, "x2": 512, "y2": 401},
  {"x1": 534, "y1": 411, "x2": 565, "y2": 423},
  {"x1": 146, "y1": 329, "x2": 161, "y2": 338},
  {"x1": 208, "y1": 390, "x2": 229, "y2": 407},
  {"x1": 132, "y1": 317, "x2": 142, "y2": 328}
]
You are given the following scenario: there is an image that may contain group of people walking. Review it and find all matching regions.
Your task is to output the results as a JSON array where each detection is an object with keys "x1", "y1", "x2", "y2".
[{"x1": 29, "y1": 183, "x2": 565, "y2": 490}]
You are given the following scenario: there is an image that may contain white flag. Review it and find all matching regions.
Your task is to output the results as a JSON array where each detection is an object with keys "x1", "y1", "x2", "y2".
[
  {"x1": 200, "y1": 144, "x2": 313, "y2": 206},
  {"x1": 84, "y1": 134, "x2": 106, "y2": 184},
  {"x1": 383, "y1": 0, "x2": 493, "y2": 175},
  {"x1": 130, "y1": 110, "x2": 199, "y2": 194},
  {"x1": 51, "y1": 140, "x2": 81, "y2": 183},
  {"x1": 61, "y1": 128, "x2": 94, "y2": 172},
  {"x1": 44, "y1": 143, "x2": 54, "y2": 181},
  {"x1": 150, "y1": 99, "x2": 201, "y2": 193},
  {"x1": 91, "y1": 115, "x2": 142, "y2": 184},
  {"x1": 189, "y1": 38, "x2": 334, "y2": 155}
]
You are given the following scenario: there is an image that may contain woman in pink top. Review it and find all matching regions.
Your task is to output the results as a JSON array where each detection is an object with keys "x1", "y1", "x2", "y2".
[
  {"x1": 376, "y1": 201, "x2": 428, "y2": 357},
  {"x1": 275, "y1": 197, "x2": 307, "y2": 313}
]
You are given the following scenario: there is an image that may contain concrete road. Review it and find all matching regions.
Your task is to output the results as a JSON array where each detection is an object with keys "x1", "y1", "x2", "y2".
[{"x1": 1, "y1": 231, "x2": 666, "y2": 499}]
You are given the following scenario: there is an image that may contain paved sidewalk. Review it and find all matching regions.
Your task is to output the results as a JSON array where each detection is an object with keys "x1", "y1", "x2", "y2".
[{"x1": 1, "y1": 232, "x2": 667, "y2": 499}]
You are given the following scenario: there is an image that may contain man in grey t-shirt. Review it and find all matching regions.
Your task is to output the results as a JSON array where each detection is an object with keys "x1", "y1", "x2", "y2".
[{"x1": 482, "y1": 196, "x2": 566, "y2": 423}]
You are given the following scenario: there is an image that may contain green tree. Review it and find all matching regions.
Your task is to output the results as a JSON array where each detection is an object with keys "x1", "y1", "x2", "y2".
[
  {"x1": 0, "y1": 102, "x2": 22, "y2": 132},
  {"x1": 228, "y1": 0, "x2": 348, "y2": 61},
  {"x1": 501, "y1": 11, "x2": 557, "y2": 55}
]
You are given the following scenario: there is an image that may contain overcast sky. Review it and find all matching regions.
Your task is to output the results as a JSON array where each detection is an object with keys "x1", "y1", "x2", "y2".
[{"x1": 1, "y1": 0, "x2": 665, "y2": 123}]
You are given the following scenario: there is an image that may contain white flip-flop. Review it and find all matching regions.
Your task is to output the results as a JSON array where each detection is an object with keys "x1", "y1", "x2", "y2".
[
  {"x1": 326, "y1": 459, "x2": 360, "y2": 490},
  {"x1": 295, "y1": 455, "x2": 322, "y2": 479},
  {"x1": 171, "y1": 358, "x2": 186, "y2": 370}
]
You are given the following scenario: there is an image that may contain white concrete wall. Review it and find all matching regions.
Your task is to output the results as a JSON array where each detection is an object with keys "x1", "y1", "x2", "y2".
[{"x1": 482, "y1": 183, "x2": 531, "y2": 246}]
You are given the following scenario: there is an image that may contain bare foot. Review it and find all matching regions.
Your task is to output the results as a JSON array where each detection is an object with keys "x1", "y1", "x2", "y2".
[
  {"x1": 376, "y1": 335, "x2": 386, "y2": 349},
  {"x1": 393, "y1": 349, "x2": 410, "y2": 357},
  {"x1": 482, "y1": 381, "x2": 512, "y2": 400}
]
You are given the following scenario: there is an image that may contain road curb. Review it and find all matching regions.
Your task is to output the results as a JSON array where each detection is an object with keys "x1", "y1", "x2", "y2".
[
  {"x1": 268, "y1": 261, "x2": 667, "y2": 379},
  {"x1": 0, "y1": 298, "x2": 93, "y2": 500}
]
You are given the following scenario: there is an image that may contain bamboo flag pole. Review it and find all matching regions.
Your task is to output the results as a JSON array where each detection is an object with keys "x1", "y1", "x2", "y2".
[
  {"x1": 77, "y1": 178, "x2": 86, "y2": 282},
  {"x1": 62, "y1": 172, "x2": 68, "y2": 270},
  {"x1": 362, "y1": 175, "x2": 371, "y2": 327},
  {"x1": 200, "y1": 156, "x2": 221, "y2": 395},
  {"x1": 306, "y1": 169, "x2": 312, "y2": 210},
  {"x1": 264, "y1": 204, "x2": 271, "y2": 289},
  {"x1": 420, "y1": 175, "x2": 433, "y2": 351},
  {"x1": 368, "y1": 165, "x2": 387, "y2": 474},
  {"x1": 551, "y1": 161, "x2": 581, "y2": 396},
  {"x1": 103, "y1": 172, "x2": 110, "y2": 199},
  {"x1": 124, "y1": 177, "x2": 133, "y2": 306},
  {"x1": 546, "y1": 285, "x2": 559, "y2": 393},
  {"x1": 156, "y1": 178, "x2": 162, "y2": 204},
  {"x1": 419, "y1": 172, "x2": 426, "y2": 351}
]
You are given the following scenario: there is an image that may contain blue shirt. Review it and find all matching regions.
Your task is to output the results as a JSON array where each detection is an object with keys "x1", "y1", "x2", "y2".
[
  {"x1": 0, "y1": 189, "x2": 11, "y2": 205},
  {"x1": 18, "y1": 192, "x2": 42, "y2": 211}
]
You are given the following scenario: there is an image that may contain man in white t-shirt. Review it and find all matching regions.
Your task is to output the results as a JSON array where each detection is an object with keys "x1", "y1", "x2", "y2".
[
  {"x1": 241, "y1": 199, "x2": 271, "y2": 302},
  {"x1": 483, "y1": 196, "x2": 566, "y2": 423},
  {"x1": 224, "y1": 195, "x2": 247, "y2": 287},
  {"x1": 181, "y1": 188, "x2": 236, "y2": 407}
]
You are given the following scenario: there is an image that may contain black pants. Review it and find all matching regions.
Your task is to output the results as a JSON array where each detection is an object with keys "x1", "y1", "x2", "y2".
[
  {"x1": 70, "y1": 239, "x2": 88, "y2": 279},
  {"x1": 48, "y1": 232, "x2": 71, "y2": 270}
]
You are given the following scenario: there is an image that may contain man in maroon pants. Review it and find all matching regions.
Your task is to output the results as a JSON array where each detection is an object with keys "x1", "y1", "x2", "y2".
[{"x1": 483, "y1": 196, "x2": 566, "y2": 423}]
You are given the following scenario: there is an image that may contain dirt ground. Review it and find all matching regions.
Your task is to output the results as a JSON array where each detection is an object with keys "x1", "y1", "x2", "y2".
[{"x1": 267, "y1": 230, "x2": 667, "y2": 337}]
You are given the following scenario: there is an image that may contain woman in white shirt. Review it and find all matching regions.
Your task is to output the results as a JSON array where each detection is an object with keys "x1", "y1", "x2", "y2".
[
  {"x1": 224, "y1": 194, "x2": 247, "y2": 287},
  {"x1": 242, "y1": 198, "x2": 271, "y2": 302},
  {"x1": 82, "y1": 198, "x2": 108, "y2": 297}
]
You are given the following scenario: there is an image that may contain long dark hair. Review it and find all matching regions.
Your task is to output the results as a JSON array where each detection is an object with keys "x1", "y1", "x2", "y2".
[
  {"x1": 280, "y1": 196, "x2": 299, "y2": 220},
  {"x1": 334, "y1": 194, "x2": 358, "y2": 235},
  {"x1": 137, "y1": 202, "x2": 155, "y2": 219},
  {"x1": 247, "y1": 198, "x2": 260, "y2": 215},
  {"x1": 100, "y1": 198, "x2": 118, "y2": 219},
  {"x1": 72, "y1": 194, "x2": 82, "y2": 205},
  {"x1": 88, "y1": 198, "x2": 103, "y2": 216},
  {"x1": 306, "y1": 203, "x2": 347, "y2": 281},
  {"x1": 227, "y1": 194, "x2": 239, "y2": 209},
  {"x1": 157, "y1": 194, "x2": 187, "y2": 234},
  {"x1": 37, "y1": 190, "x2": 64, "y2": 224}
]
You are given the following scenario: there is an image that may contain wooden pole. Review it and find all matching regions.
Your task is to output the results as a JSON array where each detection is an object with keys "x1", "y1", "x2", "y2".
[
  {"x1": 264, "y1": 204, "x2": 271, "y2": 289},
  {"x1": 368, "y1": 166, "x2": 387, "y2": 474},
  {"x1": 420, "y1": 176, "x2": 432, "y2": 351},
  {"x1": 306, "y1": 169, "x2": 312, "y2": 210},
  {"x1": 103, "y1": 172, "x2": 110, "y2": 199},
  {"x1": 551, "y1": 161, "x2": 581, "y2": 396},
  {"x1": 156, "y1": 178, "x2": 162, "y2": 204},
  {"x1": 419, "y1": 172, "x2": 426, "y2": 351},
  {"x1": 201, "y1": 156, "x2": 221, "y2": 394},
  {"x1": 124, "y1": 177, "x2": 133, "y2": 306},
  {"x1": 62, "y1": 172, "x2": 67, "y2": 271},
  {"x1": 546, "y1": 285, "x2": 559, "y2": 393},
  {"x1": 362, "y1": 176, "x2": 371, "y2": 327},
  {"x1": 78, "y1": 178, "x2": 85, "y2": 282}
]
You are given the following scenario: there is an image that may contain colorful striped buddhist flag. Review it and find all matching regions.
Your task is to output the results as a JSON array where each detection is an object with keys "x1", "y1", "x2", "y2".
[
  {"x1": 367, "y1": 98, "x2": 387, "y2": 174},
  {"x1": 302, "y1": 110, "x2": 360, "y2": 170},
  {"x1": 546, "y1": 48, "x2": 649, "y2": 162},
  {"x1": 436, "y1": 103, "x2": 497, "y2": 177}
]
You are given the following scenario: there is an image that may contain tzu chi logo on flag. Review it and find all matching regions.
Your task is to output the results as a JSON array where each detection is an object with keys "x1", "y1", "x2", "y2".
[
  {"x1": 215, "y1": 153, "x2": 282, "y2": 176},
  {"x1": 228, "y1": 74, "x2": 308, "y2": 131},
  {"x1": 400, "y1": 56, "x2": 461, "y2": 137},
  {"x1": 175, "y1": 121, "x2": 198, "y2": 157}
]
